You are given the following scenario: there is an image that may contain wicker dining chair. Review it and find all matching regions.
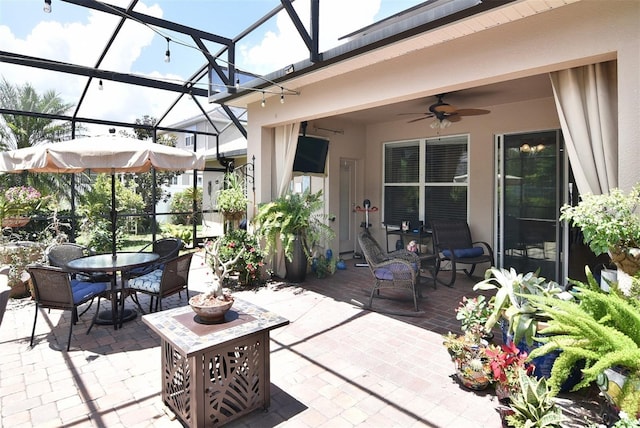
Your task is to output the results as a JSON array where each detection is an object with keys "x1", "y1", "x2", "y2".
[
  {"x1": 27, "y1": 265, "x2": 108, "y2": 351},
  {"x1": 357, "y1": 231, "x2": 421, "y2": 311},
  {"x1": 47, "y1": 243, "x2": 111, "y2": 283},
  {"x1": 126, "y1": 237, "x2": 183, "y2": 279},
  {"x1": 128, "y1": 252, "x2": 193, "y2": 313}
]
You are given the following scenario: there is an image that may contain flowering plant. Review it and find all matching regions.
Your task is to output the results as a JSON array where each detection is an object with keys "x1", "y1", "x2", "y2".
[
  {"x1": 456, "y1": 295, "x2": 494, "y2": 341},
  {"x1": 485, "y1": 341, "x2": 534, "y2": 393},
  {"x1": 213, "y1": 229, "x2": 265, "y2": 286},
  {"x1": 0, "y1": 186, "x2": 44, "y2": 219}
]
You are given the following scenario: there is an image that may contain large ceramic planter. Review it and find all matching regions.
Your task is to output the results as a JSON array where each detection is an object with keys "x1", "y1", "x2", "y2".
[
  {"x1": 500, "y1": 319, "x2": 583, "y2": 392},
  {"x1": 597, "y1": 367, "x2": 640, "y2": 417},
  {"x1": 284, "y1": 235, "x2": 307, "y2": 283}
]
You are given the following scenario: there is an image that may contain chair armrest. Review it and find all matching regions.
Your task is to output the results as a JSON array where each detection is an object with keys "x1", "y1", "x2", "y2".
[
  {"x1": 471, "y1": 241, "x2": 494, "y2": 254},
  {"x1": 388, "y1": 249, "x2": 420, "y2": 264}
]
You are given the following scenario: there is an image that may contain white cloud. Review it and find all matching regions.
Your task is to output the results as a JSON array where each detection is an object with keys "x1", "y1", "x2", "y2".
[
  {"x1": 0, "y1": 0, "x2": 383, "y2": 132},
  {"x1": 239, "y1": 0, "x2": 381, "y2": 74}
]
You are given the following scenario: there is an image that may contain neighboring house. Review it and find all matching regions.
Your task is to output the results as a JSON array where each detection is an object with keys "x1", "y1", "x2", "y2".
[
  {"x1": 159, "y1": 106, "x2": 247, "y2": 237},
  {"x1": 214, "y1": 0, "x2": 640, "y2": 283}
]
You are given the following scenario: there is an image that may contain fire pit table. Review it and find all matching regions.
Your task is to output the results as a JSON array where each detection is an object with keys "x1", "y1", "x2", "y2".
[{"x1": 142, "y1": 299, "x2": 289, "y2": 427}]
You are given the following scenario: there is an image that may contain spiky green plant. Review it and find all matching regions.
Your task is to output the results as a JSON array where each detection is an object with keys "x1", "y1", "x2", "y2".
[
  {"x1": 473, "y1": 267, "x2": 569, "y2": 347},
  {"x1": 527, "y1": 274, "x2": 640, "y2": 415},
  {"x1": 505, "y1": 369, "x2": 565, "y2": 428}
]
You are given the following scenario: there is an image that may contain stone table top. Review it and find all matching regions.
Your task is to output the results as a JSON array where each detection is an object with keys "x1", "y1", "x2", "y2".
[{"x1": 142, "y1": 298, "x2": 289, "y2": 357}]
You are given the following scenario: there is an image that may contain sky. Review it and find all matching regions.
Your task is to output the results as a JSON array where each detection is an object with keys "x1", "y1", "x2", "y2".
[{"x1": 0, "y1": 0, "x2": 424, "y2": 135}]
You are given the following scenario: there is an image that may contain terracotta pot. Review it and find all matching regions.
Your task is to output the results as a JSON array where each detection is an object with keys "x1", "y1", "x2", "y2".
[
  {"x1": 1, "y1": 216, "x2": 30, "y2": 228},
  {"x1": 189, "y1": 294, "x2": 234, "y2": 324},
  {"x1": 609, "y1": 247, "x2": 640, "y2": 277}
]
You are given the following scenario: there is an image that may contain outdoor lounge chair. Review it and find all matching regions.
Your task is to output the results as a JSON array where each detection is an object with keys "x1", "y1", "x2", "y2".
[
  {"x1": 430, "y1": 220, "x2": 494, "y2": 287},
  {"x1": 27, "y1": 265, "x2": 108, "y2": 351},
  {"x1": 128, "y1": 252, "x2": 193, "y2": 313},
  {"x1": 357, "y1": 231, "x2": 421, "y2": 311}
]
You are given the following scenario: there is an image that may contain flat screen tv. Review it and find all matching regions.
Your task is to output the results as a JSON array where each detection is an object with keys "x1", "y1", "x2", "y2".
[{"x1": 293, "y1": 136, "x2": 329, "y2": 175}]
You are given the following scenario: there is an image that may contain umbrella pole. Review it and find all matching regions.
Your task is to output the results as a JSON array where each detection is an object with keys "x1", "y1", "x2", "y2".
[{"x1": 112, "y1": 174, "x2": 117, "y2": 258}]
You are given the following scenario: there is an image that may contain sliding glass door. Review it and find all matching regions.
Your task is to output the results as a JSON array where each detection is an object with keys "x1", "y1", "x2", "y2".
[{"x1": 495, "y1": 130, "x2": 566, "y2": 282}]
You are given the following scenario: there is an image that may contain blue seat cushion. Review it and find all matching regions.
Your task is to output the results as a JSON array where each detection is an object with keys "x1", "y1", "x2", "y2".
[
  {"x1": 70, "y1": 280, "x2": 108, "y2": 304},
  {"x1": 373, "y1": 262, "x2": 418, "y2": 280},
  {"x1": 442, "y1": 247, "x2": 484, "y2": 258},
  {"x1": 128, "y1": 269, "x2": 163, "y2": 293}
]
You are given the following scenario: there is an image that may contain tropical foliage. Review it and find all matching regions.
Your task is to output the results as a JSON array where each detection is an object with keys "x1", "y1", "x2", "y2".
[
  {"x1": 0, "y1": 78, "x2": 77, "y2": 196},
  {"x1": 170, "y1": 186, "x2": 203, "y2": 225},
  {"x1": 474, "y1": 267, "x2": 570, "y2": 347},
  {"x1": 216, "y1": 173, "x2": 248, "y2": 219},
  {"x1": 253, "y1": 189, "x2": 335, "y2": 262},
  {"x1": 121, "y1": 115, "x2": 180, "y2": 225},
  {"x1": 528, "y1": 273, "x2": 640, "y2": 415},
  {"x1": 505, "y1": 369, "x2": 565, "y2": 428},
  {"x1": 560, "y1": 185, "x2": 640, "y2": 256},
  {"x1": 77, "y1": 174, "x2": 144, "y2": 252}
]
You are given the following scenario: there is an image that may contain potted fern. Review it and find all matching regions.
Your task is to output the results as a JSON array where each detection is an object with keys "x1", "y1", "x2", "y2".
[
  {"x1": 527, "y1": 268, "x2": 640, "y2": 416},
  {"x1": 252, "y1": 189, "x2": 335, "y2": 282},
  {"x1": 216, "y1": 173, "x2": 248, "y2": 229}
]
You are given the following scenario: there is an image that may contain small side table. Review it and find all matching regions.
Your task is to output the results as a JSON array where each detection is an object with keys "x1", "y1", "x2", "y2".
[{"x1": 142, "y1": 299, "x2": 289, "y2": 427}]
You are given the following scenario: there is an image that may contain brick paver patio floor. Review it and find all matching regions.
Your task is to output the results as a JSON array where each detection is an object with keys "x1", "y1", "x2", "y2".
[{"x1": 1, "y1": 251, "x2": 604, "y2": 427}]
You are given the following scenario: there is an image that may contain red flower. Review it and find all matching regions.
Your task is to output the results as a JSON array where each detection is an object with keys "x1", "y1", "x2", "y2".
[{"x1": 485, "y1": 342, "x2": 533, "y2": 387}]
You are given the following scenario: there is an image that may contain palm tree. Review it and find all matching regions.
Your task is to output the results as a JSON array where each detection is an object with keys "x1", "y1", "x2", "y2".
[
  {"x1": 0, "y1": 78, "x2": 74, "y2": 191},
  {"x1": 0, "y1": 78, "x2": 74, "y2": 150}
]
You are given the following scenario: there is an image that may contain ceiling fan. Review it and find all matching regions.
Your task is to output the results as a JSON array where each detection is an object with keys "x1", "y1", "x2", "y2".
[{"x1": 404, "y1": 94, "x2": 491, "y2": 125}]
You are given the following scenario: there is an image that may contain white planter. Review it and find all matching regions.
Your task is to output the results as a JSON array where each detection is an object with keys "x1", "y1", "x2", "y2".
[{"x1": 600, "y1": 269, "x2": 617, "y2": 292}]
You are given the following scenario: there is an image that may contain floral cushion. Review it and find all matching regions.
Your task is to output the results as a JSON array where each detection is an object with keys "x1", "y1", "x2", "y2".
[{"x1": 128, "y1": 269, "x2": 163, "y2": 293}]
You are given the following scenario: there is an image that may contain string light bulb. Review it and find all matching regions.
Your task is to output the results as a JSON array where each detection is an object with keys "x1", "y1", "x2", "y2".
[
  {"x1": 43, "y1": 0, "x2": 52, "y2": 13},
  {"x1": 261, "y1": 92, "x2": 266, "y2": 108},
  {"x1": 164, "y1": 37, "x2": 171, "y2": 63},
  {"x1": 235, "y1": 79, "x2": 240, "y2": 90},
  {"x1": 98, "y1": 79, "x2": 103, "y2": 90},
  {"x1": 280, "y1": 89, "x2": 285, "y2": 104}
]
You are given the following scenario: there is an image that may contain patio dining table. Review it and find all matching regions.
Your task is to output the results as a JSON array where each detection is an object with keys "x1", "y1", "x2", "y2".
[{"x1": 66, "y1": 252, "x2": 160, "y2": 330}]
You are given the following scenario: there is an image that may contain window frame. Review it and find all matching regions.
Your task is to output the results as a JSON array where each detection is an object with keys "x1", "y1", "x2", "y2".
[{"x1": 382, "y1": 134, "x2": 470, "y2": 227}]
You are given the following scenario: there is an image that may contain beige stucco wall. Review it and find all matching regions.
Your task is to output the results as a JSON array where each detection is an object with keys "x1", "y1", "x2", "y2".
[{"x1": 246, "y1": 0, "x2": 640, "y2": 254}]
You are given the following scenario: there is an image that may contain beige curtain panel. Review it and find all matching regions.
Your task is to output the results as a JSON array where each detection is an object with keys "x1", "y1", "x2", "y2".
[{"x1": 550, "y1": 61, "x2": 618, "y2": 195}]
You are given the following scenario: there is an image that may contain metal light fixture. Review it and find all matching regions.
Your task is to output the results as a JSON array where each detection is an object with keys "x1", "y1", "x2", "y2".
[{"x1": 164, "y1": 37, "x2": 171, "y2": 63}]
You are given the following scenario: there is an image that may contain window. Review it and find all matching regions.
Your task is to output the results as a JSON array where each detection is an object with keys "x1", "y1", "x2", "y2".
[
  {"x1": 383, "y1": 135, "x2": 468, "y2": 228},
  {"x1": 185, "y1": 135, "x2": 194, "y2": 147}
]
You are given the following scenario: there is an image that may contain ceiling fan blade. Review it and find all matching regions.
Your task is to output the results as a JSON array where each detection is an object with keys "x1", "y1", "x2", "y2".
[
  {"x1": 407, "y1": 116, "x2": 430, "y2": 123},
  {"x1": 455, "y1": 108, "x2": 490, "y2": 116},
  {"x1": 397, "y1": 112, "x2": 429, "y2": 116},
  {"x1": 447, "y1": 114, "x2": 462, "y2": 123}
]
